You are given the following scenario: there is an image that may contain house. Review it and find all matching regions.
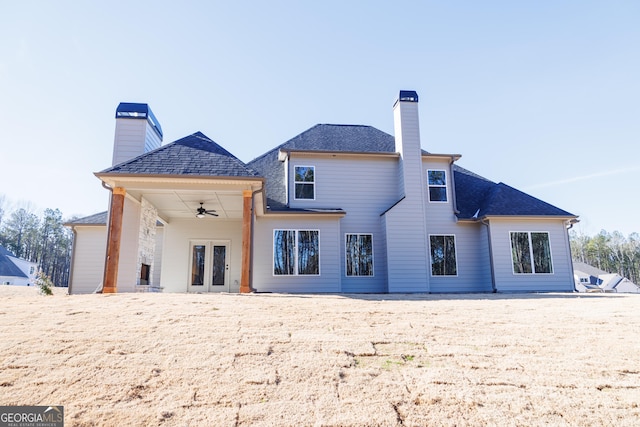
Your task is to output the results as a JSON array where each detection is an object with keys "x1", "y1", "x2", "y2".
[
  {"x1": 66, "y1": 91, "x2": 578, "y2": 294},
  {"x1": 0, "y1": 245, "x2": 38, "y2": 286},
  {"x1": 573, "y1": 261, "x2": 640, "y2": 293}
]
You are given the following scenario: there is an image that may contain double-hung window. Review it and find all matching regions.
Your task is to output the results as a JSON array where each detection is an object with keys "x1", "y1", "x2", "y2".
[
  {"x1": 427, "y1": 170, "x2": 447, "y2": 202},
  {"x1": 294, "y1": 166, "x2": 315, "y2": 200},
  {"x1": 429, "y1": 235, "x2": 457, "y2": 276},
  {"x1": 510, "y1": 232, "x2": 553, "y2": 274},
  {"x1": 345, "y1": 234, "x2": 374, "y2": 276},
  {"x1": 273, "y1": 230, "x2": 319, "y2": 275}
]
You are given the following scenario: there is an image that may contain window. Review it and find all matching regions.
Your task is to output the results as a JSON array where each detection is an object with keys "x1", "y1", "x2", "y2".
[
  {"x1": 510, "y1": 232, "x2": 553, "y2": 274},
  {"x1": 346, "y1": 234, "x2": 373, "y2": 276},
  {"x1": 429, "y1": 235, "x2": 457, "y2": 276},
  {"x1": 294, "y1": 166, "x2": 315, "y2": 200},
  {"x1": 427, "y1": 170, "x2": 447, "y2": 202},
  {"x1": 274, "y1": 230, "x2": 319, "y2": 275}
]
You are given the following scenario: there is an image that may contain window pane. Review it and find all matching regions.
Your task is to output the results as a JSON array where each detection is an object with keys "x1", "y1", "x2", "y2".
[
  {"x1": 295, "y1": 183, "x2": 314, "y2": 199},
  {"x1": 295, "y1": 166, "x2": 314, "y2": 182},
  {"x1": 443, "y1": 236, "x2": 457, "y2": 275},
  {"x1": 428, "y1": 170, "x2": 446, "y2": 185},
  {"x1": 191, "y1": 245, "x2": 205, "y2": 285},
  {"x1": 274, "y1": 230, "x2": 295, "y2": 275},
  {"x1": 531, "y1": 232, "x2": 553, "y2": 273},
  {"x1": 298, "y1": 231, "x2": 319, "y2": 275},
  {"x1": 346, "y1": 234, "x2": 373, "y2": 276},
  {"x1": 212, "y1": 245, "x2": 226, "y2": 285},
  {"x1": 430, "y1": 235, "x2": 457, "y2": 276},
  {"x1": 511, "y1": 232, "x2": 532, "y2": 274},
  {"x1": 429, "y1": 187, "x2": 447, "y2": 202}
]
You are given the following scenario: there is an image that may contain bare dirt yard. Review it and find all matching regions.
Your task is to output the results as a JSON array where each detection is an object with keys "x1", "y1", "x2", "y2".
[{"x1": 1, "y1": 286, "x2": 639, "y2": 426}]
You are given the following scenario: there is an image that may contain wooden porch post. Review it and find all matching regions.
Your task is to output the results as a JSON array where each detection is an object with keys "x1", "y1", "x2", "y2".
[
  {"x1": 103, "y1": 187, "x2": 126, "y2": 294},
  {"x1": 240, "y1": 189, "x2": 253, "y2": 293}
]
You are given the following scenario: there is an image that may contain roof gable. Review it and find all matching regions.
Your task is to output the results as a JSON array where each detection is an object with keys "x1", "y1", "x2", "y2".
[
  {"x1": 100, "y1": 132, "x2": 258, "y2": 178},
  {"x1": 247, "y1": 124, "x2": 396, "y2": 208}
]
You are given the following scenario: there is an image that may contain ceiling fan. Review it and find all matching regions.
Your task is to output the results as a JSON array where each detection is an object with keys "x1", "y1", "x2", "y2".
[{"x1": 195, "y1": 202, "x2": 218, "y2": 218}]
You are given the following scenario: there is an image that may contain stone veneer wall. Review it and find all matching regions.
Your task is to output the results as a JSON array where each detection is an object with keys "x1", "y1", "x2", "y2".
[{"x1": 137, "y1": 197, "x2": 158, "y2": 286}]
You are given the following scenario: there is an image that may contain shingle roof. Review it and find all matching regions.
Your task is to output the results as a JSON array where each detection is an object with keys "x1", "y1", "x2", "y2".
[
  {"x1": 454, "y1": 166, "x2": 575, "y2": 219},
  {"x1": 100, "y1": 132, "x2": 258, "y2": 178},
  {"x1": 573, "y1": 261, "x2": 609, "y2": 277},
  {"x1": 64, "y1": 211, "x2": 108, "y2": 226},
  {"x1": 0, "y1": 245, "x2": 28, "y2": 278},
  {"x1": 248, "y1": 123, "x2": 575, "y2": 218}
]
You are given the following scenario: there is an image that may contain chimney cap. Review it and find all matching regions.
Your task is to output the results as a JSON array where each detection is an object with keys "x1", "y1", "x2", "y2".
[
  {"x1": 115, "y1": 102, "x2": 163, "y2": 139},
  {"x1": 398, "y1": 90, "x2": 419, "y2": 103}
]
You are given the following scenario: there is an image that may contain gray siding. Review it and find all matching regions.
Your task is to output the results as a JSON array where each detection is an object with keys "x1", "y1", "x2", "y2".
[
  {"x1": 422, "y1": 159, "x2": 492, "y2": 292},
  {"x1": 69, "y1": 226, "x2": 107, "y2": 294},
  {"x1": 287, "y1": 155, "x2": 399, "y2": 292},
  {"x1": 252, "y1": 216, "x2": 341, "y2": 293},
  {"x1": 489, "y1": 219, "x2": 574, "y2": 292},
  {"x1": 383, "y1": 201, "x2": 430, "y2": 292}
]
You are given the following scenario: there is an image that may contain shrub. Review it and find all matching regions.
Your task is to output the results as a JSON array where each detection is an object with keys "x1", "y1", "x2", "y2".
[{"x1": 35, "y1": 271, "x2": 53, "y2": 296}]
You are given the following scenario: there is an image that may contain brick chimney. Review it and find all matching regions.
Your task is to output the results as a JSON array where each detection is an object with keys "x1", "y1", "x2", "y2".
[{"x1": 112, "y1": 103, "x2": 163, "y2": 166}]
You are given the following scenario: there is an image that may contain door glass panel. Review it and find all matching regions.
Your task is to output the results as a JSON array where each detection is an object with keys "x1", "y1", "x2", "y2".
[
  {"x1": 191, "y1": 245, "x2": 206, "y2": 285},
  {"x1": 212, "y1": 245, "x2": 226, "y2": 286}
]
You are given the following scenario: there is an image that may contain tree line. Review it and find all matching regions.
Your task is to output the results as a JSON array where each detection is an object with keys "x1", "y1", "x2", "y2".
[
  {"x1": 570, "y1": 229, "x2": 640, "y2": 284},
  {"x1": 0, "y1": 196, "x2": 74, "y2": 287}
]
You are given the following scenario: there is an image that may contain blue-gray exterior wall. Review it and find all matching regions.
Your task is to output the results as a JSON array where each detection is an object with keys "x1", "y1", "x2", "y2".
[
  {"x1": 488, "y1": 218, "x2": 574, "y2": 292},
  {"x1": 287, "y1": 154, "x2": 399, "y2": 292}
]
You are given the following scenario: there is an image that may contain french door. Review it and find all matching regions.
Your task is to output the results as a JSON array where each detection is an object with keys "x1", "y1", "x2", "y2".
[{"x1": 188, "y1": 240, "x2": 230, "y2": 292}]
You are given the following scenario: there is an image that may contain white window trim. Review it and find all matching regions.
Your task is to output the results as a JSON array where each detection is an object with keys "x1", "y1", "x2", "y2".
[
  {"x1": 345, "y1": 233, "x2": 375, "y2": 277},
  {"x1": 293, "y1": 165, "x2": 316, "y2": 201},
  {"x1": 427, "y1": 169, "x2": 448, "y2": 203},
  {"x1": 272, "y1": 229, "x2": 321, "y2": 276},
  {"x1": 428, "y1": 234, "x2": 458, "y2": 277},
  {"x1": 509, "y1": 231, "x2": 555, "y2": 275}
]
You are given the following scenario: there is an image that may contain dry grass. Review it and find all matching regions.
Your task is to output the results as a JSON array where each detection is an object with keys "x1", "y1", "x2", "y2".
[{"x1": 1, "y1": 286, "x2": 639, "y2": 426}]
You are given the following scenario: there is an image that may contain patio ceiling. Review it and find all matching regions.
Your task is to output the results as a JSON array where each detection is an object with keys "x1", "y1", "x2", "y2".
[{"x1": 95, "y1": 175, "x2": 264, "y2": 222}]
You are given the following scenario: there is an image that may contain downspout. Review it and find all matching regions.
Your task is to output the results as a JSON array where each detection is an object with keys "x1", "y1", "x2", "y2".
[
  {"x1": 566, "y1": 219, "x2": 578, "y2": 292},
  {"x1": 248, "y1": 187, "x2": 264, "y2": 292},
  {"x1": 67, "y1": 227, "x2": 77, "y2": 295},
  {"x1": 480, "y1": 218, "x2": 497, "y2": 293},
  {"x1": 449, "y1": 159, "x2": 460, "y2": 215}
]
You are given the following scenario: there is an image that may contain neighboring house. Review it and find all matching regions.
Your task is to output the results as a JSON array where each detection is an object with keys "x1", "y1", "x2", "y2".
[
  {"x1": 573, "y1": 261, "x2": 640, "y2": 293},
  {"x1": 66, "y1": 91, "x2": 578, "y2": 294},
  {"x1": 0, "y1": 245, "x2": 38, "y2": 286}
]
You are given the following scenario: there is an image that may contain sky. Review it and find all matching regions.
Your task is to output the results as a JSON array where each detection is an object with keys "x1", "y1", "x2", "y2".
[{"x1": 1, "y1": 1, "x2": 638, "y2": 236}]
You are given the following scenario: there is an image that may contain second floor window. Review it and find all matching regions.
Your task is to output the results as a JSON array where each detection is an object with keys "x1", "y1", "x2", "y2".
[
  {"x1": 294, "y1": 166, "x2": 315, "y2": 200},
  {"x1": 427, "y1": 170, "x2": 447, "y2": 202}
]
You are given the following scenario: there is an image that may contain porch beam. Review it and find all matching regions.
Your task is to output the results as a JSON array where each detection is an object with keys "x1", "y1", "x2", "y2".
[
  {"x1": 103, "y1": 187, "x2": 126, "y2": 293},
  {"x1": 240, "y1": 189, "x2": 253, "y2": 293}
]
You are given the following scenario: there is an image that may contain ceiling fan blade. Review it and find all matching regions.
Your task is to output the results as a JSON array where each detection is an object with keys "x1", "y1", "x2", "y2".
[{"x1": 206, "y1": 211, "x2": 218, "y2": 217}]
